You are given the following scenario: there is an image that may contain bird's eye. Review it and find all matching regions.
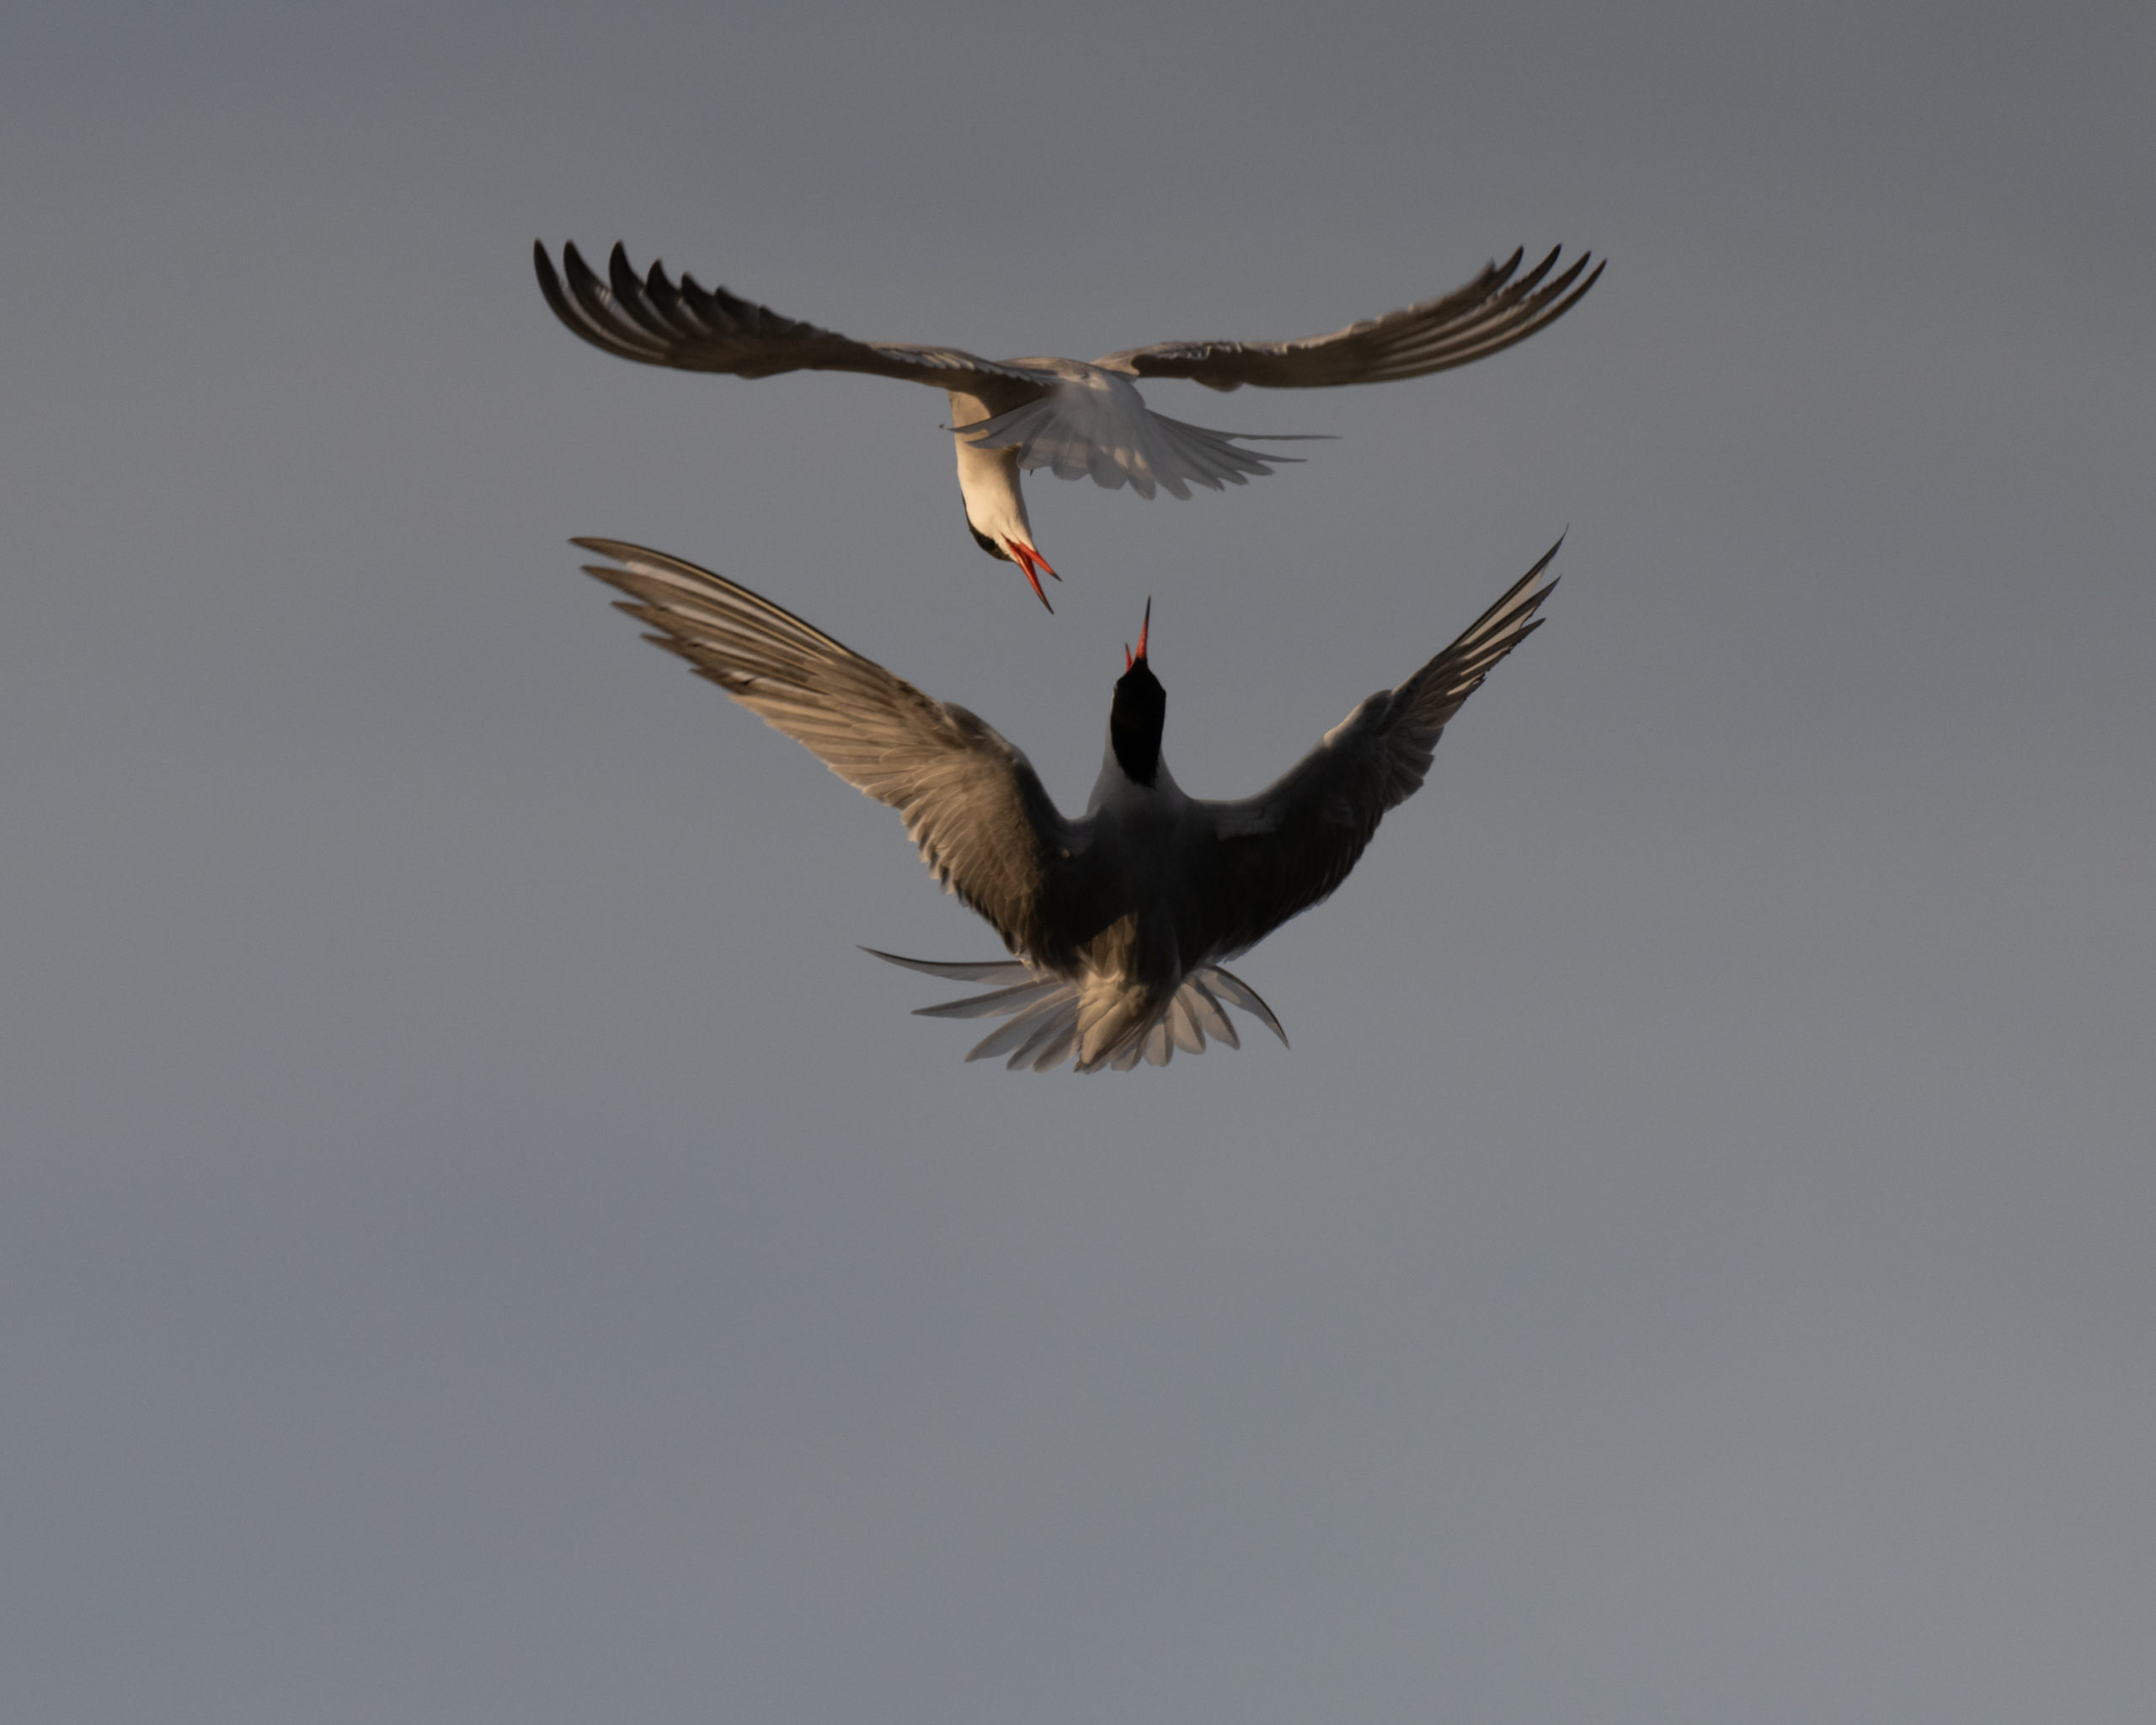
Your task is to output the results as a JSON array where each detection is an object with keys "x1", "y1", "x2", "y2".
[{"x1": 966, "y1": 522, "x2": 1010, "y2": 563}]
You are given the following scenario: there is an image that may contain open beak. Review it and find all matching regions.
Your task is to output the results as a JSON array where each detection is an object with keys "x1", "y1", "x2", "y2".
[
  {"x1": 1123, "y1": 597, "x2": 1152, "y2": 670},
  {"x1": 1008, "y1": 541, "x2": 1059, "y2": 611}
]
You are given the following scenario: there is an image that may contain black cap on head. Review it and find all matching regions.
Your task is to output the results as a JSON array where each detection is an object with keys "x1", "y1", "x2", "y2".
[{"x1": 1109, "y1": 601, "x2": 1164, "y2": 785}]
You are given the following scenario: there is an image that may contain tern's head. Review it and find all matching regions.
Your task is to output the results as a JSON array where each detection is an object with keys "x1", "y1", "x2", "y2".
[
  {"x1": 964, "y1": 519, "x2": 1059, "y2": 611},
  {"x1": 1109, "y1": 600, "x2": 1165, "y2": 786}
]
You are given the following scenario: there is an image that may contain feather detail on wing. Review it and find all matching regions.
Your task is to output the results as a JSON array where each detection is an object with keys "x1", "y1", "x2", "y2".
[
  {"x1": 536, "y1": 242, "x2": 1046, "y2": 394},
  {"x1": 953, "y1": 377, "x2": 1323, "y2": 499},
  {"x1": 865, "y1": 950, "x2": 1289, "y2": 1073},
  {"x1": 1105, "y1": 247, "x2": 1602, "y2": 392},
  {"x1": 1196, "y1": 537, "x2": 1564, "y2": 954},
  {"x1": 575, "y1": 542, "x2": 1075, "y2": 956}
]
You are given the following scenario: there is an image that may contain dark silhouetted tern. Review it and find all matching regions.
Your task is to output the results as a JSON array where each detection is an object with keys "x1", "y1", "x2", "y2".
[
  {"x1": 573, "y1": 535, "x2": 1562, "y2": 1071},
  {"x1": 539, "y1": 241, "x2": 1598, "y2": 609}
]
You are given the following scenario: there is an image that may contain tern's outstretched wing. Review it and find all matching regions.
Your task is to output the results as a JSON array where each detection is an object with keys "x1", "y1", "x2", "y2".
[
  {"x1": 1102, "y1": 248, "x2": 1601, "y2": 392},
  {"x1": 575, "y1": 540, "x2": 1077, "y2": 956},
  {"x1": 1195, "y1": 538, "x2": 1563, "y2": 955},
  {"x1": 536, "y1": 242, "x2": 1047, "y2": 404}
]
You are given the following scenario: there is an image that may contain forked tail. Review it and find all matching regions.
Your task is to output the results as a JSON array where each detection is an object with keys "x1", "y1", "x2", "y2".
[{"x1": 862, "y1": 951, "x2": 1289, "y2": 1074}]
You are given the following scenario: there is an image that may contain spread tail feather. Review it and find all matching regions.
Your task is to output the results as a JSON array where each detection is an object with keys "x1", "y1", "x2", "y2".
[
  {"x1": 955, "y1": 396, "x2": 1317, "y2": 501},
  {"x1": 858, "y1": 949, "x2": 1035, "y2": 985},
  {"x1": 865, "y1": 951, "x2": 1289, "y2": 1073}
]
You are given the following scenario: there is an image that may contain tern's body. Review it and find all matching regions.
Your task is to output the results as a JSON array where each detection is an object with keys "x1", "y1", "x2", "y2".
[
  {"x1": 574, "y1": 537, "x2": 1562, "y2": 1071},
  {"x1": 538, "y1": 242, "x2": 1600, "y2": 606}
]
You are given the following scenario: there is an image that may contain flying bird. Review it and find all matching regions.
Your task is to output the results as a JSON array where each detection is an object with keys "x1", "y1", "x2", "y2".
[
  {"x1": 574, "y1": 535, "x2": 1561, "y2": 1071},
  {"x1": 538, "y1": 241, "x2": 1599, "y2": 608}
]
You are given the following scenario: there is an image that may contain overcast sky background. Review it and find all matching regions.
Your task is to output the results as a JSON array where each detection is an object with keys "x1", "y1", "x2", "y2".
[{"x1": 3, "y1": 2, "x2": 2152, "y2": 1720}]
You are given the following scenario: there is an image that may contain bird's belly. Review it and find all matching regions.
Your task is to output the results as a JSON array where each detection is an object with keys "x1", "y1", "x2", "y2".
[{"x1": 1040, "y1": 833, "x2": 1211, "y2": 990}]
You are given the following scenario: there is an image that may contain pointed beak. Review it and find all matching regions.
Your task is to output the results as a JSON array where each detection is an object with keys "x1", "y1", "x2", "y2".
[
  {"x1": 1124, "y1": 597, "x2": 1152, "y2": 670},
  {"x1": 1007, "y1": 541, "x2": 1059, "y2": 612}
]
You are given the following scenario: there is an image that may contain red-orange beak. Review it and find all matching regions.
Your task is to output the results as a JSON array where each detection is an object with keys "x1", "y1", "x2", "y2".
[
  {"x1": 1008, "y1": 542, "x2": 1059, "y2": 611},
  {"x1": 1123, "y1": 597, "x2": 1152, "y2": 670}
]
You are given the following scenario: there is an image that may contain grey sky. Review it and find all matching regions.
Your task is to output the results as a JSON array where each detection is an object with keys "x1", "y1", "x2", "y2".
[{"x1": 3, "y1": 1, "x2": 2152, "y2": 1720}]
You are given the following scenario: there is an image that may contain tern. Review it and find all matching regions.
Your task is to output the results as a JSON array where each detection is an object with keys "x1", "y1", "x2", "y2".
[
  {"x1": 574, "y1": 535, "x2": 1562, "y2": 1071},
  {"x1": 538, "y1": 241, "x2": 1599, "y2": 608}
]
